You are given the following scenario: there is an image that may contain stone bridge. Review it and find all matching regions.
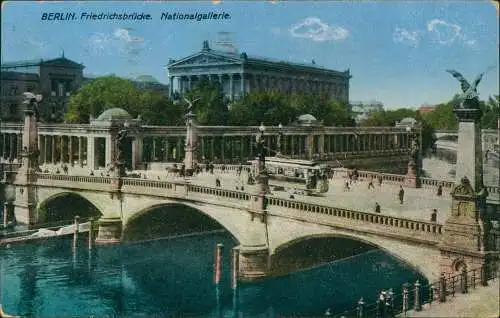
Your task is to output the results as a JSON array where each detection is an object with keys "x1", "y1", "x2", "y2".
[{"x1": 6, "y1": 171, "x2": 488, "y2": 283}]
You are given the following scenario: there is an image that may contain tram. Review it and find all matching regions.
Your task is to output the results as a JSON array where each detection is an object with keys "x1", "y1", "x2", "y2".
[{"x1": 249, "y1": 157, "x2": 330, "y2": 196}]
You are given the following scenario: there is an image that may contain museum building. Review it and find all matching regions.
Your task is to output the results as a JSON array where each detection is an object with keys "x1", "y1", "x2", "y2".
[
  {"x1": 1, "y1": 53, "x2": 85, "y2": 122},
  {"x1": 166, "y1": 41, "x2": 351, "y2": 102}
]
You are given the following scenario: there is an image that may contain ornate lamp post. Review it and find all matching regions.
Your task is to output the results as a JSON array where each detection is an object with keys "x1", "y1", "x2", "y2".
[
  {"x1": 256, "y1": 123, "x2": 269, "y2": 192},
  {"x1": 277, "y1": 123, "x2": 283, "y2": 157}
]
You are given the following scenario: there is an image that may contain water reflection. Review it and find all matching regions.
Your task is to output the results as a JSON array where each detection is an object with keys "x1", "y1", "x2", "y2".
[{"x1": 1, "y1": 232, "x2": 425, "y2": 317}]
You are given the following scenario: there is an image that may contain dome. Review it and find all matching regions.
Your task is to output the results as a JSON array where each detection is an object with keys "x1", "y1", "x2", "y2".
[
  {"x1": 400, "y1": 117, "x2": 417, "y2": 124},
  {"x1": 96, "y1": 108, "x2": 133, "y2": 121},
  {"x1": 298, "y1": 114, "x2": 317, "y2": 122}
]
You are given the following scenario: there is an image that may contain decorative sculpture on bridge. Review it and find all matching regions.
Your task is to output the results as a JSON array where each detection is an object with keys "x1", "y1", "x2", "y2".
[
  {"x1": 22, "y1": 92, "x2": 43, "y2": 123},
  {"x1": 113, "y1": 125, "x2": 129, "y2": 177},
  {"x1": 446, "y1": 67, "x2": 494, "y2": 110}
]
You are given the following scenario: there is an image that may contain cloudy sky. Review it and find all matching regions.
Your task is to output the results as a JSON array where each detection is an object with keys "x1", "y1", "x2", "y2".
[{"x1": 1, "y1": 1, "x2": 498, "y2": 109}]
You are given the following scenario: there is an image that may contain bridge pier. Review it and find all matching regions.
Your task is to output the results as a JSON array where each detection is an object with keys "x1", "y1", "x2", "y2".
[
  {"x1": 94, "y1": 217, "x2": 122, "y2": 244},
  {"x1": 237, "y1": 245, "x2": 269, "y2": 282}
]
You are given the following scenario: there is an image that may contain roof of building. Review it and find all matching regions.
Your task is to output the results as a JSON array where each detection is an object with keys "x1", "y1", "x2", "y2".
[
  {"x1": 298, "y1": 114, "x2": 317, "y2": 122},
  {"x1": 95, "y1": 108, "x2": 133, "y2": 121},
  {"x1": 167, "y1": 41, "x2": 351, "y2": 77},
  {"x1": 1, "y1": 57, "x2": 84, "y2": 69},
  {"x1": 134, "y1": 75, "x2": 160, "y2": 83}
]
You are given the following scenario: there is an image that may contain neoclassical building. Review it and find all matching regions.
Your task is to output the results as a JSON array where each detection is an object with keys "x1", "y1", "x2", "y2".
[
  {"x1": 1, "y1": 54, "x2": 85, "y2": 122},
  {"x1": 166, "y1": 41, "x2": 351, "y2": 102}
]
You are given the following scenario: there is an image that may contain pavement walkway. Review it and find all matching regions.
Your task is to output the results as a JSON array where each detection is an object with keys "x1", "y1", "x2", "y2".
[{"x1": 400, "y1": 277, "x2": 499, "y2": 318}]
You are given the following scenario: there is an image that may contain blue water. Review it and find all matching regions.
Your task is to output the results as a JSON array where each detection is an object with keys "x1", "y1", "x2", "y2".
[{"x1": 0, "y1": 232, "x2": 426, "y2": 317}]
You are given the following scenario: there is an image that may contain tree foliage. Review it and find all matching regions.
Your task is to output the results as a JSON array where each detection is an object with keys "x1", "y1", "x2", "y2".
[{"x1": 65, "y1": 76, "x2": 181, "y2": 125}]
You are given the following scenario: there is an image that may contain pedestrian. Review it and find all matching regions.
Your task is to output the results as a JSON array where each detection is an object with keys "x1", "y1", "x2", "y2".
[
  {"x1": 375, "y1": 202, "x2": 381, "y2": 213},
  {"x1": 378, "y1": 174, "x2": 383, "y2": 186},
  {"x1": 431, "y1": 209, "x2": 437, "y2": 222},
  {"x1": 344, "y1": 180, "x2": 350, "y2": 192},
  {"x1": 398, "y1": 186, "x2": 405, "y2": 204},
  {"x1": 437, "y1": 184, "x2": 443, "y2": 197},
  {"x1": 368, "y1": 177, "x2": 375, "y2": 190},
  {"x1": 215, "y1": 177, "x2": 221, "y2": 187}
]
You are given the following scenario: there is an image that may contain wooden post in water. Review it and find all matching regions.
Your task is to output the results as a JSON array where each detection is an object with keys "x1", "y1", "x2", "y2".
[
  {"x1": 73, "y1": 216, "x2": 80, "y2": 246},
  {"x1": 231, "y1": 247, "x2": 239, "y2": 290},
  {"x1": 88, "y1": 218, "x2": 94, "y2": 249},
  {"x1": 214, "y1": 243, "x2": 224, "y2": 285}
]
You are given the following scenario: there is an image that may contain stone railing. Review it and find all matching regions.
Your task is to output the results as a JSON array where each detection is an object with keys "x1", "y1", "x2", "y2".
[
  {"x1": 267, "y1": 196, "x2": 442, "y2": 237},
  {"x1": 333, "y1": 168, "x2": 407, "y2": 184},
  {"x1": 420, "y1": 178, "x2": 454, "y2": 189},
  {"x1": 36, "y1": 173, "x2": 112, "y2": 184}
]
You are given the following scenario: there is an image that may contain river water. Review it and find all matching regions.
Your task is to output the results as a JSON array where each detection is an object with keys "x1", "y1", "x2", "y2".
[{"x1": 1, "y1": 232, "x2": 426, "y2": 317}]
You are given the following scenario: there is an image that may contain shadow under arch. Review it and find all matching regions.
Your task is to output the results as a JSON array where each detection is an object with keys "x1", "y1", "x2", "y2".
[
  {"x1": 271, "y1": 233, "x2": 431, "y2": 282},
  {"x1": 122, "y1": 202, "x2": 239, "y2": 243},
  {"x1": 37, "y1": 192, "x2": 103, "y2": 224}
]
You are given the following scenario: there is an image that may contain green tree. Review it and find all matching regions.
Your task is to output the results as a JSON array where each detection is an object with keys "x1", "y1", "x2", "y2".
[
  {"x1": 65, "y1": 76, "x2": 143, "y2": 123},
  {"x1": 481, "y1": 95, "x2": 499, "y2": 129},
  {"x1": 184, "y1": 77, "x2": 229, "y2": 125}
]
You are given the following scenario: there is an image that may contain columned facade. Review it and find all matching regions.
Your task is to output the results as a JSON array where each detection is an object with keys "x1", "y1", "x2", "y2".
[{"x1": 167, "y1": 41, "x2": 351, "y2": 102}]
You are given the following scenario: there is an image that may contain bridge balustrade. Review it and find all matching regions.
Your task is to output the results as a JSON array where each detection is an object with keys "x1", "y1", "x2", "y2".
[
  {"x1": 267, "y1": 196, "x2": 442, "y2": 237},
  {"x1": 36, "y1": 173, "x2": 112, "y2": 184},
  {"x1": 186, "y1": 184, "x2": 251, "y2": 201},
  {"x1": 420, "y1": 178, "x2": 454, "y2": 189},
  {"x1": 121, "y1": 178, "x2": 176, "y2": 190}
]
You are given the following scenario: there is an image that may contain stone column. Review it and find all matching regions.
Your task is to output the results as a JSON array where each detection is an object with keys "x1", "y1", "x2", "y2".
[
  {"x1": 229, "y1": 74, "x2": 234, "y2": 100},
  {"x1": 240, "y1": 73, "x2": 245, "y2": 97},
  {"x1": 59, "y1": 135, "x2": 64, "y2": 163},
  {"x1": 318, "y1": 135, "x2": 325, "y2": 157},
  {"x1": 131, "y1": 137, "x2": 143, "y2": 169},
  {"x1": 87, "y1": 137, "x2": 95, "y2": 170},
  {"x1": 169, "y1": 76, "x2": 174, "y2": 98},
  {"x1": 210, "y1": 137, "x2": 215, "y2": 161},
  {"x1": 305, "y1": 135, "x2": 313, "y2": 159},
  {"x1": 176, "y1": 137, "x2": 181, "y2": 162},
  {"x1": 51, "y1": 135, "x2": 56, "y2": 163},
  {"x1": 201, "y1": 136, "x2": 205, "y2": 160},
  {"x1": 8, "y1": 134, "x2": 14, "y2": 160},
  {"x1": 291, "y1": 135, "x2": 295, "y2": 156},
  {"x1": 164, "y1": 138, "x2": 170, "y2": 161},
  {"x1": 43, "y1": 135, "x2": 48, "y2": 163},
  {"x1": 440, "y1": 106, "x2": 490, "y2": 276},
  {"x1": 221, "y1": 136, "x2": 225, "y2": 162},
  {"x1": 283, "y1": 135, "x2": 287, "y2": 156},
  {"x1": 1, "y1": 134, "x2": 6, "y2": 159},
  {"x1": 68, "y1": 136, "x2": 73, "y2": 165},
  {"x1": 78, "y1": 137, "x2": 83, "y2": 166},
  {"x1": 105, "y1": 136, "x2": 113, "y2": 167},
  {"x1": 240, "y1": 136, "x2": 244, "y2": 160},
  {"x1": 38, "y1": 135, "x2": 44, "y2": 164}
]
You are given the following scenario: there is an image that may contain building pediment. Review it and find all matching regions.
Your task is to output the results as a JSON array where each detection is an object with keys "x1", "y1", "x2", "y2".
[
  {"x1": 41, "y1": 58, "x2": 84, "y2": 69},
  {"x1": 168, "y1": 52, "x2": 242, "y2": 68}
]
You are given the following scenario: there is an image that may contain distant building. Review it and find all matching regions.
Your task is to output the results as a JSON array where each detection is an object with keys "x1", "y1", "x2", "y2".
[
  {"x1": 350, "y1": 100, "x2": 384, "y2": 124},
  {"x1": 1, "y1": 54, "x2": 85, "y2": 122},
  {"x1": 166, "y1": 40, "x2": 351, "y2": 102},
  {"x1": 418, "y1": 104, "x2": 436, "y2": 114}
]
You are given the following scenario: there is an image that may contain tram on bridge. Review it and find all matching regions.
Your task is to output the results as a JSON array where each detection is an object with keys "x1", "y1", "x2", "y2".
[{"x1": 249, "y1": 157, "x2": 330, "y2": 196}]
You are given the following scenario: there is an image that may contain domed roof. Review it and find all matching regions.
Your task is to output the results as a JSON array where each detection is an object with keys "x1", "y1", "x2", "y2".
[
  {"x1": 400, "y1": 117, "x2": 417, "y2": 124},
  {"x1": 298, "y1": 114, "x2": 317, "y2": 122},
  {"x1": 96, "y1": 108, "x2": 133, "y2": 121}
]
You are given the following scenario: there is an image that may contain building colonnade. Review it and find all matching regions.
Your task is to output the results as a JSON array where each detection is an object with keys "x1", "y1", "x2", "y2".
[
  {"x1": 0, "y1": 129, "x2": 413, "y2": 168},
  {"x1": 169, "y1": 72, "x2": 348, "y2": 101}
]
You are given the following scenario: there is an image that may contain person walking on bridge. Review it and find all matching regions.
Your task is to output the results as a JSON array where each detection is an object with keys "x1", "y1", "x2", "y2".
[{"x1": 398, "y1": 186, "x2": 405, "y2": 204}]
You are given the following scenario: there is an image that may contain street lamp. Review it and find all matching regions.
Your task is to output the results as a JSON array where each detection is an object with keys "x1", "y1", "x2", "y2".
[{"x1": 277, "y1": 123, "x2": 283, "y2": 157}]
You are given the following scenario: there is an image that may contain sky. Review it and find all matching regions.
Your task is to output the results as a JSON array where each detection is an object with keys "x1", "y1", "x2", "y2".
[{"x1": 1, "y1": 1, "x2": 499, "y2": 109}]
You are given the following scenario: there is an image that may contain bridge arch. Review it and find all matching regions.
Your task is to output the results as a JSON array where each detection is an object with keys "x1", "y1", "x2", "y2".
[
  {"x1": 36, "y1": 191, "x2": 103, "y2": 224},
  {"x1": 267, "y1": 220, "x2": 441, "y2": 282},
  {"x1": 122, "y1": 201, "x2": 246, "y2": 243}
]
